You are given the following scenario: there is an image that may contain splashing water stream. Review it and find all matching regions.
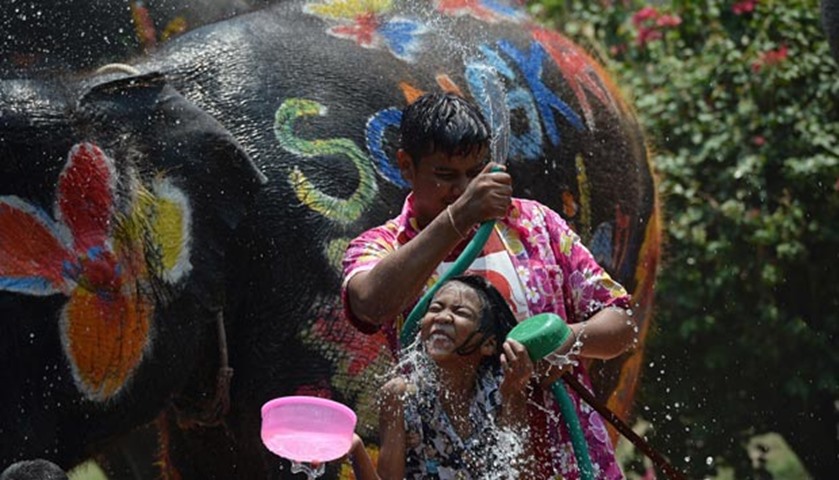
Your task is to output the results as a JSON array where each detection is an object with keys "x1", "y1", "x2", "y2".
[
  {"x1": 391, "y1": 340, "x2": 529, "y2": 478},
  {"x1": 289, "y1": 461, "x2": 324, "y2": 479}
]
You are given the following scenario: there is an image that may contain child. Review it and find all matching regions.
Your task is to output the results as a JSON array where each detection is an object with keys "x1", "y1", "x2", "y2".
[{"x1": 349, "y1": 275, "x2": 535, "y2": 480}]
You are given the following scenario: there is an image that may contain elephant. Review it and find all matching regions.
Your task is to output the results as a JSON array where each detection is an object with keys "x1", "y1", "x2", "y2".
[{"x1": 1, "y1": 1, "x2": 660, "y2": 478}]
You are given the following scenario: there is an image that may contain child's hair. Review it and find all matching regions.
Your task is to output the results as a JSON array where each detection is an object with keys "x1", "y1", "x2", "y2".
[
  {"x1": 437, "y1": 275, "x2": 518, "y2": 364},
  {"x1": 399, "y1": 93, "x2": 490, "y2": 164}
]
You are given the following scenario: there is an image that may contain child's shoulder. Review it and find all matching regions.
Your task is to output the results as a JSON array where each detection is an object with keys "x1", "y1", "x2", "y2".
[{"x1": 381, "y1": 376, "x2": 410, "y2": 396}]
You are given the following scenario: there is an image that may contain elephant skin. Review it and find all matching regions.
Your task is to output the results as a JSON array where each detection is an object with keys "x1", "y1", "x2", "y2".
[
  {"x1": 0, "y1": 0, "x2": 278, "y2": 75},
  {"x1": 1, "y1": 1, "x2": 660, "y2": 478}
]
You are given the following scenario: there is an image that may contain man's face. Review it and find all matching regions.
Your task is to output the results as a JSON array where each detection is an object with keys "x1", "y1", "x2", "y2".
[{"x1": 397, "y1": 146, "x2": 489, "y2": 228}]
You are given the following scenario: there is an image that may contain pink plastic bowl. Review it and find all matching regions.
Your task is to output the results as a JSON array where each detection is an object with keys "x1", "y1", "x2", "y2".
[{"x1": 260, "y1": 396, "x2": 357, "y2": 463}]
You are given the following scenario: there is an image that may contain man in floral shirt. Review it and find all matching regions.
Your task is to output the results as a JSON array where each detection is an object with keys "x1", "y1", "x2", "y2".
[{"x1": 342, "y1": 92, "x2": 636, "y2": 479}]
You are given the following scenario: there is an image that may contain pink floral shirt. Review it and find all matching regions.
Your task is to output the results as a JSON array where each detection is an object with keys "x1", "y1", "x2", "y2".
[{"x1": 342, "y1": 194, "x2": 630, "y2": 479}]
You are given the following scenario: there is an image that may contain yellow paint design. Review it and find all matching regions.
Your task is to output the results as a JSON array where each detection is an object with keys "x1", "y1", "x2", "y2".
[
  {"x1": 153, "y1": 198, "x2": 185, "y2": 273},
  {"x1": 306, "y1": 0, "x2": 392, "y2": 19},
  {"x1": 326, "y1": 237, "x2": 351, "y2": 273},
  {"x1": 161, "y1": 16, "x2": 188, "y2": 42},
  {"x1": 575, "y1": 153, "x2": 592, "y2": 242},
  {"x1": 115, "y1": 180, "x2": 191, "y2": 284},
  {"x1": 275, "y1": 98, "x2": 378, "y2": 224}
]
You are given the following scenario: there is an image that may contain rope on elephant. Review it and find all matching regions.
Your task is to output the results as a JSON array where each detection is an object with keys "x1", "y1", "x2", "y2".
[{"x1": 94, "y1": 63, "x2": 141, "y2": 76}]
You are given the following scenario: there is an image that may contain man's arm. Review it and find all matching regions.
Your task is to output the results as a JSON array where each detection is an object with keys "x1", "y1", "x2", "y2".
[{"x1": 347, "y1": 163, "x2": 511, "y2": 327}]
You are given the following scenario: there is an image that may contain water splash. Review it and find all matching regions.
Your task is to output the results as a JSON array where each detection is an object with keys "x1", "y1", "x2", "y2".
[
  {"x1": 389, "y1": 340, "x2": 530, "y2": 478},
  {"x1": 544, "y1": 322, "x2": 586, "y2": 370},
  {"x1": 289, "y1": 460, "x2": 324, "y2": 479},
  {"x1": 473, "y1": 64, "x2": 511, "y2": 166}
]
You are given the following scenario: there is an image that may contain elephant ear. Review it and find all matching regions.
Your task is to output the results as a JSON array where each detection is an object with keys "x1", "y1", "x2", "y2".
[{"x1": 78, "y1": 73, "x2": 266, "y2": 314}]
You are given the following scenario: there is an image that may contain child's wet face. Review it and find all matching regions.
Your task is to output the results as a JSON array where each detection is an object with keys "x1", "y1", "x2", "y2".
[{"x1": 420, "y1": 282, "x2": 485, "y2": 362}]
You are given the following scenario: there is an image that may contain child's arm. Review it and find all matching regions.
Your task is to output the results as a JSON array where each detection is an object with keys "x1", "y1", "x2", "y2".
[
  {"x1": 375, "y1": 377, "x2": 408, "y2": 480},
  {"x1": 499, "y1": 338, "x2": 538, "y2": 476},
  {"x1": 348, "y1": 434, "x2": 379, "y2": 480},
  {"x1": 498, "y1": 338, "x2": 534, "y2": 427}
]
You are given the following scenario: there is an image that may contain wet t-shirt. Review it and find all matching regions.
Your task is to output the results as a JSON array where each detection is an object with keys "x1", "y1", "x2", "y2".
[{"x1": 401, "y1": 363, "x2": 511, "y2": 480}]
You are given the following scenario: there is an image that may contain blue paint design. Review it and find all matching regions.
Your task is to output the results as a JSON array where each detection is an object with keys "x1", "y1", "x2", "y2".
[
  {"x1": 62, "y1": 259, "x2": 81, "y2": 280},
  {"x1": 378, "y1": 19, "x2": 424, "y2": 62},
  {"x1": 0, "y1": 276, "x2": 61, "y2": 296},
  {"x1": 498, "y1": 40, "x2": 585, "y2": 146},
  {"x1": 86, "y1": 245, "x2": 104, "y2": 260},
  {"x1": 467, "y1": 48, "x2": 543, "y2": 161},
  {"x1": 505, "y1": 89, "x2": 543, "y2": 160},
  {"x1": 590, "y1": 222, "x2": 614, "y2": 269},
  {"x1": 478, "y1": 44, "x2": 515, "y2": 77},
  {"x1": 480, "y1": 0, "x2": 526, "y2": 21},
  {"x1": 366, "y1": 107, "x2": 408, "y2": 188}
]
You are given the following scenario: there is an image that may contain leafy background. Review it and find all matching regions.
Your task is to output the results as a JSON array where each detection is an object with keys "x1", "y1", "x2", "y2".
[{"x1": 528, "y1": 0, "x2": 839, "y2": 478}]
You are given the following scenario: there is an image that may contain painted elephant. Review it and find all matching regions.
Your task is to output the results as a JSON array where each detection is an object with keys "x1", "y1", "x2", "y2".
[{"x1": 1, "y1": 1, "x2": 660, "y2": 478}]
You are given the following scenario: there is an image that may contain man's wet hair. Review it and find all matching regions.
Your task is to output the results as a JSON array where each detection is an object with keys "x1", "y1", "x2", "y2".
[
  {"x1": 400, "y1": 93, "x2": 491, "y2": 164},
  {"x1": 434, "y1": 275, "x2": 517, "y2": 363}
]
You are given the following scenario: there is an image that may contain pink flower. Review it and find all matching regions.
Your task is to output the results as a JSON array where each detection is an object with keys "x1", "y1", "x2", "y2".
[
  {"x1": 632, "y1": 6, "x2": 660, "y2": 27},
  {"x1": 752, "y1": 44, "x2": 789, "y2": 72},
  {"x1": 732, "y1": 0, "x2": 757, "y2": 15},
  {"x1": 656, "y1": 14, "x2": 682, "y2": 28},
  {"x1": 609, "y1": 43, "x2": 628, "y2": 57},
  {"x1": 633, "y1": 7, "x2": 680, "y2": 46},
  {"x1": 636, "y1": 27, "x2": 663, "y2": 46},
  {"x1": 752, "y1": 135, "x2": 766, "y2": 146}
]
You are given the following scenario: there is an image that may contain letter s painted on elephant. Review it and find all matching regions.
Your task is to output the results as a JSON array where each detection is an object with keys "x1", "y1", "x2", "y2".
[{"x1": 274, "y1": 98, "x2": 379, "y2": 224}]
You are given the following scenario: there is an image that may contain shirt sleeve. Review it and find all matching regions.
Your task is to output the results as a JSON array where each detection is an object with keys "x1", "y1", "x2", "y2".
[
  {"x1": 341, "y1": 224, "x2": 399, "y2": 334},
  {"x1": 542, "y1": 205, "x2": 632, "y2": 322}
]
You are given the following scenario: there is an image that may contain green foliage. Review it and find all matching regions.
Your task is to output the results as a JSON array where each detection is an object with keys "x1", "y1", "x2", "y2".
[{"x1": 531, "y1": 0, "x2": 839, "y2": 477}]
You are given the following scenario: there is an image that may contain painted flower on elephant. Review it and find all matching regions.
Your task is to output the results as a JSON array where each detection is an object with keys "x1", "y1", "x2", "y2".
[
  {"x1": 0, "y1": 142, "x2": 191, "y2": 401},
  {"x1": 304, "y1": 0, "x2": 427, "y2": 62},
  {"x1": 303, "y1": 304, "x2": 395, "y2": 439}
]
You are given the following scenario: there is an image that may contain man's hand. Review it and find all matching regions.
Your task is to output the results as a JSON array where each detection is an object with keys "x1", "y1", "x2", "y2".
[{"x1": 449, "y1": 162, "x2": 512, "y2": 231}]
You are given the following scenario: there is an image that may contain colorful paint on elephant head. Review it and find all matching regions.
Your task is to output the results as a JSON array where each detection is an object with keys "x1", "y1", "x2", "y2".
[
  {"x1": 434, "y1": 0, "x2": 527, "y2": 23},
  {"x1": 0, "y1": 142, "x2": 192, "y2": 401},
  {"x1": 304, "y1": 0, "x2": 428, "y2": 61}
]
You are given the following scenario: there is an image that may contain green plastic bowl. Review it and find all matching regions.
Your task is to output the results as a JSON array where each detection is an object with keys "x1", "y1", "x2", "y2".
[{"x1": 507, "y1": 313, "x2": 571, "y2": 361}]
